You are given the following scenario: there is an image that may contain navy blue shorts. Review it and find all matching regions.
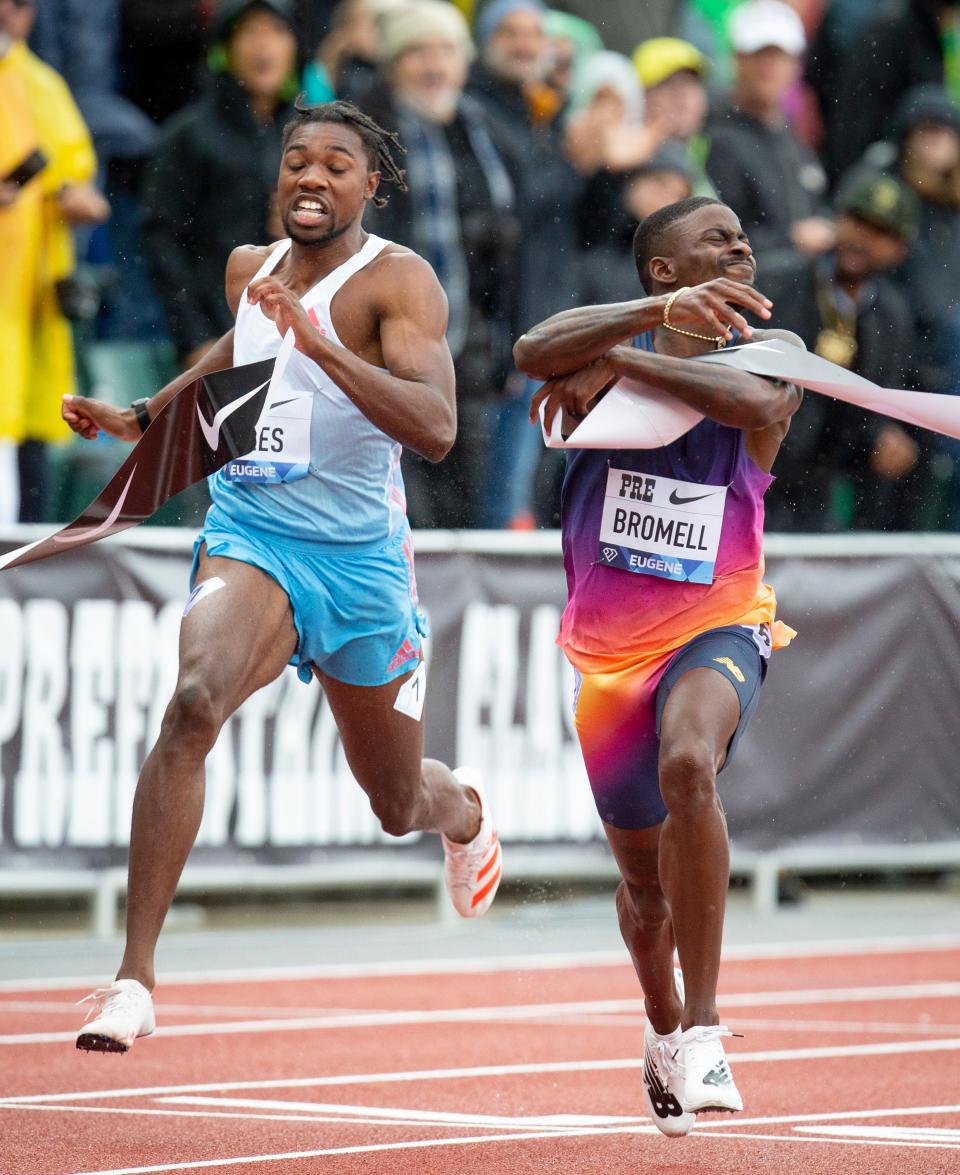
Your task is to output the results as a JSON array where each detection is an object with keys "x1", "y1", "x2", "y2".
[{"x1": 573, "y1": 624, "x2": 769, "y2": 830}]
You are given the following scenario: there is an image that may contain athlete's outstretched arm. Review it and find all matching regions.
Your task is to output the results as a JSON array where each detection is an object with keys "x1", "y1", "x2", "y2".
[
  {"x1": 61, "y1": 330, "x2": 237, "y2": 442},
  {"x1": 61, "y1": 247, "x2": 266, "y2": 442},
  {"x1": 513, "y1": 279, "x2": 773, "y2": 379},
  {"x1": 249, "y1": 253, "x2": 456, "y2": 462}
]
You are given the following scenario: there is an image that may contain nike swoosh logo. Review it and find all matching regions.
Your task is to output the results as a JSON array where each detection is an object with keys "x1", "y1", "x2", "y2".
[
  {"x1": 669, "y1": 489, "x2": 716, "y2": 506},
  {"x1": 196, "y1": 379, "x2": 269, "y2": 451},
  {"x1": 268, "y1": 396, "x2": 303, "y2": 411},
  {"x1": 54, "y1": 465, "x2": 138, "y2": 544}
]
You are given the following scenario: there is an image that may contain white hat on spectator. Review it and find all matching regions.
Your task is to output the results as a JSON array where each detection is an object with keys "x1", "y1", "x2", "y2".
[
  {"x1": 729, "y1": 0, "x2": 806, "y2": 56},
  {"x1": 378, "y1": 0, "x2": 475, "y2": 64}
]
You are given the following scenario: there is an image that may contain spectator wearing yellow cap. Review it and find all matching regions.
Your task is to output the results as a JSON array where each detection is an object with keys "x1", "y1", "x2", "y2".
[
  {"x1": 705, "y1": 0, "x2": 832, "y2": 264},
  {"x1": 631, "y1": 37, "x2": 715, "y2": 199}
]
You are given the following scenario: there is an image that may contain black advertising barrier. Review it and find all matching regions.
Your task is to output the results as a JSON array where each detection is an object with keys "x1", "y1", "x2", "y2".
[
  {"x1": 0, "y1": 358, "x2": 275, "y2": 572},
  {"x1": 1, "y1": 532, "x2": 960, "y2": 865}
]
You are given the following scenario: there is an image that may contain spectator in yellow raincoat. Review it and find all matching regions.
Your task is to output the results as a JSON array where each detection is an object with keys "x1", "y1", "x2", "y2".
[{"x1": 0, "y1": 0, "x2": 109, "y2": 523}]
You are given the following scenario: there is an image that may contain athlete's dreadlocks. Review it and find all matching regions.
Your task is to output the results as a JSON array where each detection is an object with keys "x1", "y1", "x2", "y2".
[{"x1": 282, "y1": 97, "x2": 407, "y2": 209}]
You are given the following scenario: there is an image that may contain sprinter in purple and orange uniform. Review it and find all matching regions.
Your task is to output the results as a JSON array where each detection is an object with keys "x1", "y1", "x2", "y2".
[{"x1": 514, "y1": 196, "x2": 804, "y2": 1135}]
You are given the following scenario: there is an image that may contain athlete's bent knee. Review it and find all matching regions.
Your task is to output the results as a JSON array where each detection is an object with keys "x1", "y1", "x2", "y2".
[
  {"x1": 162, "y1": 678, "x2": 221, "y2": 753},
  {"x1": 616, "y1": 879, "x2": 670, "y2": 937},
  {"x1": 659, "y1": 743, "x2": 719, "y2": 815}
]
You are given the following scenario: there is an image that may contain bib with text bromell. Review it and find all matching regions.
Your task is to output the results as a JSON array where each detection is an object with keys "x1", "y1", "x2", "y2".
[
  {"x1": 224, "y1": 331, "x2": 311, "y2": 485},
  {"x1": 598, "y1": 466, "x2": 727, "y2": 584}
]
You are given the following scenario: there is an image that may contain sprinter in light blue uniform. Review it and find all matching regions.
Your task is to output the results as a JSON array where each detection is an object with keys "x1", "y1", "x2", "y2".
[{"x1": 61, "y1": 98, "x2": 503, "y2": 1055}]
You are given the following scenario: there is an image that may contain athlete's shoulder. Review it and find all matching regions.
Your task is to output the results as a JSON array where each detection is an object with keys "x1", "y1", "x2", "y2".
[
  {"x1": 225, "y1": 244, "x2": 277, "y2": 315},
  {"x1": 751, "y1": 327, "x2": 807, "y2": 351},
  {"x1": 363, "y1": 243, "x2": 448, "y2": 309},
  {"x1": 367, "y1": 243, "x2": 439, "y2": 283},
  {"x1": 227, "y1": 243, "x2": 275, "y2": 277}
]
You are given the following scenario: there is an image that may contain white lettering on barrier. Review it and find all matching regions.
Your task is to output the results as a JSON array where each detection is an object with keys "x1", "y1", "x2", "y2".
[
  {"x1": 13, "y1": 601, "x2": 69, "y2": 847},
  {"x1": 68, "y1": 600, "x2": 116, "y2": 846},
  {"x1": 1, "y1": 591, "x2": 599, "y2": 849},
  {"x1": 0, "y1": 599, "x2": 24, "y2": 839},
  {"x1": 455, "y1": 602, "x2": 596, "y2": 842},
  {"x1": 114, "y1": 601, "x2": 157, "y2": 843},
  {"x1": 269, "y1": 671, "x2": 319, "y2": 846}
]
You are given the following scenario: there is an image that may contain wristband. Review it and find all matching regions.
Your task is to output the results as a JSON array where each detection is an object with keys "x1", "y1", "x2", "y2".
[{"x1": 130, "y1": 397, "x2": 151, "y2": 434}]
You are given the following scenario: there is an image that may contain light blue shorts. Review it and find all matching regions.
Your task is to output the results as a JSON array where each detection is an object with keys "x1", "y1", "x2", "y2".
[{"x1": 191, "y1": 514, "x2": 427, "y2": 687}]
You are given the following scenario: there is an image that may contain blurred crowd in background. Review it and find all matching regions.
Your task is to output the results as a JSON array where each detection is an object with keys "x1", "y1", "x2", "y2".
[{"x1": 3, "y1": 0, "x2": 960, "y2": 532}]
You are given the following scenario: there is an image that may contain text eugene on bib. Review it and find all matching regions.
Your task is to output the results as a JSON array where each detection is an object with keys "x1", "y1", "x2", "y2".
[{"x1": 597, "y1": 466, "x2": 728, "y2": 584}]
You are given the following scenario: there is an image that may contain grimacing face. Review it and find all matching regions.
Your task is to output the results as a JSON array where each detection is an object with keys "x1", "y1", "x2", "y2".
[
  {"x1": 648, "y1": 204, "x2": 757, "y2": 291},
  {"x1": 278, "y1": 122, "x2": 380, "y2": 246}
]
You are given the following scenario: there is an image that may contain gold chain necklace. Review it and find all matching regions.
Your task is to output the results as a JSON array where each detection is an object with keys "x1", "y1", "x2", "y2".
[{"x1": 661, "y1": 286, "x2": 727, "y2": 349}]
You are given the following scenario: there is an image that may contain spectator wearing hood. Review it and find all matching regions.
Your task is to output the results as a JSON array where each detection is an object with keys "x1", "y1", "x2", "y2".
[
  {"x1": 706, "y1": 0, "x2": 832, "y2": 264},
  {"x1": 140, "y1": 0, "x2": 299, "y2": 369},
  {"x1": 362, "y1": 0, "x2": 521, "y2": 528},
  {"x1": 762, "y1": 175, "x2": 926, "y2": 531},
  {"x1": 564, "y1": 50, "x2": 645, "y2": 176},
  {"x1": 467, "y1": 0, "x2": 586, "y2": 526},
  {"x1": 542, "y1": 9, "x2": 603, "y2": 102},
  {"x1": 840, "y1": 85, "x2": 960, "y2": 395}
]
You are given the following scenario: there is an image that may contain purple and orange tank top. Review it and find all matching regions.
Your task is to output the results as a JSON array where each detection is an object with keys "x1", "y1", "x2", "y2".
[{"x1": 559, "y1": 331, "x2": 795, "y2": 674}]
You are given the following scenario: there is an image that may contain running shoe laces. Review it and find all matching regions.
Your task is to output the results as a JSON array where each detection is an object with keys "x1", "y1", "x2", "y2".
[
  {"x1": 641, "y1": 968, "x2": 696, "y2": 1137},
  {"x1": 76, "y1": 978, "x2": 155, "y2": 1053},
  {"x1": 678, "y1": 1024, "x2": 744, "y2": 1113}
]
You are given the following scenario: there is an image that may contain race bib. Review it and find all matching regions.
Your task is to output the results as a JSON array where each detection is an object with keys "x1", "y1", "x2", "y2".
[
  {"x1": 224, "y1": 329, "x2": 312, "y2": 485},
  {"x1": 223, "y1": 393, "x2": 312, "y2": 484},
  {"x1": 597, "y1": 467, "x2": 727, "y2": 584}
]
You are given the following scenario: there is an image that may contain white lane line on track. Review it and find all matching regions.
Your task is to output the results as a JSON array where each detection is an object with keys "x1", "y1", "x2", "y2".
[
  {"x1": 4, "y1": 981, "x2": 959, "y2": 1046},
  {"x1": 3, "y1": 931, "x2": 959, "y2": 992},
  {"x1": 694, "y1": 1103, "x2": 960, "y2": 1130},
  {"x1": 527, "y1": 1015, "x2": 960, "y2": 1035},
  {"x1": 0, "y1": 1101, "x2": 601, "y2": 1130},
  {"x1": 158, "y1": 1096, "x2": 641, "y2": 1129},
  {"x1": 59, "y1": 1117, "x2": 960, "y2": 1174},
  {"x1": 694, "y1": 1130, "x2": 960, "y2": 1151},
  {"x1": 795, "y1": 1125, "x2": 960, "y2": 1141},
  {"x1": 5, "y1": 1041, "x2": 960, "y2": 1107},
  {"x1": 0, "y1": 1000, "x2": 378, "y2": 1018}
]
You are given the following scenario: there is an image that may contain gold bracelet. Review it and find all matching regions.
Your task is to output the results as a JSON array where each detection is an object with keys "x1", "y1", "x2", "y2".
[{"x1": 662, "y1": 286, "x2": 727, "y2": 349}]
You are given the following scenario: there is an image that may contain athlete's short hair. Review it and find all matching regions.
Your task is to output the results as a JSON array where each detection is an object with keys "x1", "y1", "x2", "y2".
[
  {"x1": 633, "y1": 196, "x2": 727, "y2": 288},
  {"x1": 281, "y1": 97, "x2": 407, "y2": 208}
]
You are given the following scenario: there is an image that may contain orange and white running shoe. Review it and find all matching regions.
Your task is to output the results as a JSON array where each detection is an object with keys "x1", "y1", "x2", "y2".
[
  {"x1": 442, "y1": 768, "x2": 502, "y2": 918},
  {"x1": 76, "y1": 978, "x2": 155, "y2": 1053}
]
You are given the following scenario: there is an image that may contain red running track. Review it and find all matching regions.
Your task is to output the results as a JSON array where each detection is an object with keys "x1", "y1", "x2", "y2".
[{"x1": 1, "y1": 938, "x2": 960, "y2": 1174}]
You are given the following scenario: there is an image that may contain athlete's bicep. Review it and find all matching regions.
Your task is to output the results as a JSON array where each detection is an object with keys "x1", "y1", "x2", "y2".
[{"x1": 378, "y1": 261, "x2": 456, "y2": 402}]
